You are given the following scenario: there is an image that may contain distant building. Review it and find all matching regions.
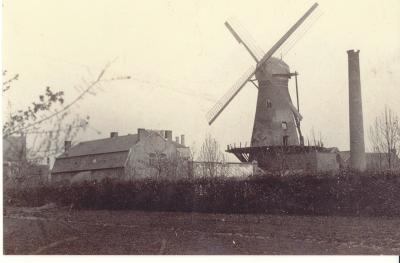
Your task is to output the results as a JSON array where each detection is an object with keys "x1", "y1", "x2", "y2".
[
  {"x1": 51, "y1": 129, "x2": 190, "y2": 184},
  {"x1": 338, "y1": 150, "x2": 400, "y2": 171},
  {"x1": 3, "y1": 135, "x2": 50, "y2": 188},
  {"x1": 192, "y1": 161, "x2": 255, "y2": 178},
  {"x1": 3, "y1": 135, "x2": 27, "y2": 162}
]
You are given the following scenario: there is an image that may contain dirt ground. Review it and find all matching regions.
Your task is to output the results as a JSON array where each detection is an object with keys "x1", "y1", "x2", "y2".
[{"x1": 3, "y1": 206, "x2": 400, "y2": 255}]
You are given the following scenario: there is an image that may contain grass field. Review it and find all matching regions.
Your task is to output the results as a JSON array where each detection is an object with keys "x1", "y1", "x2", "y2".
[{"x1": 3, "y1": 206, "x2": 400, "y2": 255}]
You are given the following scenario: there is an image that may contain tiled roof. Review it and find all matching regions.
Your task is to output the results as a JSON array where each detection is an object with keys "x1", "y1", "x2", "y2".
[
  {"x1": 52, "y1": 151, "x2": 129, "y2": 174},
  {"x1": 58, "y1": 134, "x2": 139, "y2": 158}
]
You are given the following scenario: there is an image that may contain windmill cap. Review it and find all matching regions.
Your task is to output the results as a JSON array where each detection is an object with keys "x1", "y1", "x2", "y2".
[
  {"x1": 266, "y1": 57, "x2": 289, "y2": 73},
  {"x1": 347, "y1": 49, "x2": 360, "y2": 54},
  {"x1": 256, "y1": 57, "x2": 290, "y2": 80}
]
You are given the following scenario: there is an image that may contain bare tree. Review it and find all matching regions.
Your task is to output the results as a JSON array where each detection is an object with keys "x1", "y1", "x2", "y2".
[
  {"x1": 3, "y1": 63, "x2": 129, "y2": 163},
  {"x1": 369, "y1": 106, "x2": 400, "y2": 169},
  {"x1": 3, "y1": 64, "x2": 129, "y2": 187},
  {"x1": 197, "y1": 134, "x2": 225, "y2": 177},
  {"x1": 305, "y1": 127, "x2": 324, "y2": 147},
  {"x1": 148, "y1": 151, "x2": 170, "y2": 179}
]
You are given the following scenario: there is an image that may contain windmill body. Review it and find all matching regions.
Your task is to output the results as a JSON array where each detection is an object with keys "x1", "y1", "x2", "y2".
[
  {"x1": 252, "y1": 57, "x2": 299, "y2": 147},
  {"x1": 206, "y1": 3, "x2": 324, "y2": 168}
]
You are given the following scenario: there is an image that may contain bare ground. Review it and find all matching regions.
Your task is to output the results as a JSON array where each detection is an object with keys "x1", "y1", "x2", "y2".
[{"x1": 3, "y1": 206, "x2": 400, "y2": 255}]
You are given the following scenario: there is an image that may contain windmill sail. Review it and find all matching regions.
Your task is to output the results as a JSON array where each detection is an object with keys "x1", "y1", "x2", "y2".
[
  {"x1": 206, "y1": 65, "x2": 256, "y2": 125},
  {"x1": 256, "y1": 2, "x2": 318, "y2": 70},
  {"x1": 278, "y1": 8, "x2": 323, "y2": 58},
  {"x1": 207, "y1": 2, "x2": 319, "y2": 126},
  {"x1": 225, "y1": 18, "x2": 264, "y2": 62}
]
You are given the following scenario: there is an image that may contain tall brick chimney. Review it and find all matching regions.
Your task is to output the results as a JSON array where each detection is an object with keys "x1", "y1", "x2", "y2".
[
  {"x1": 64, "y1": 141, "x2": 72, "y2": 152},
  {"x1": 180, "y1": 135, "x2": 185, "y2": 146},
  {"x1": 165, "y1": 130, "x2": 172, "y2": 141},
  {"x1": 138, "y1": 128, "x2": 145, "y2": 141},
  {"x1": 347, "y1": 49, "x2": 366, "y2": 171}
]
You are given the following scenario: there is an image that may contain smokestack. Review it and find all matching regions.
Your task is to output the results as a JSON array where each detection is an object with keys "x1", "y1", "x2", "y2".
[
  {"x1": 160, "y1": 130, "x2": 166, "y2": 138},
  {"x1": 110, "y1": 132, "x2": 118, "y2": 138},
  {"x1": 165, "y1": 130, "x2": 172, "y2": 141},
  {"x1": 347, "y1": 49, "x2": 366, "y2": 171},
  {"x1": 64, "y1": 141, "x2": 72, "y2": 152},
  {"x1": 180, "y1": 135, "x2": 185, "y2": 146},
  {"x1": 175, "y1": 136, "x2": 180, "y2": 144}
]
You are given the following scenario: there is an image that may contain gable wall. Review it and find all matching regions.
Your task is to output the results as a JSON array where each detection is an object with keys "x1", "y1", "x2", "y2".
[{"x1": 125, "y1": 132, "x2": 189, "y2": 179}]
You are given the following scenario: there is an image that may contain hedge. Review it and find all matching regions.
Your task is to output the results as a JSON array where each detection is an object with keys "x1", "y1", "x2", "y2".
[{"x1": 4, "y1": 171, "x2": 400, "y2": 217}]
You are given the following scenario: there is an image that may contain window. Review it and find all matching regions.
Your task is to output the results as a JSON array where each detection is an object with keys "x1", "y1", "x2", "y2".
[
  {"x1": 266, "y1": 99, "x2": 272, "y2": 108},
  {"x1": 149, "y1": 153, "x2": 156, "y2": 166},
  {"x1": 281, "y1": 121, "x2": 288, "y2": 131},
  {"x1": 149, "y1": 153, "x2": 167, "y2": 166}
]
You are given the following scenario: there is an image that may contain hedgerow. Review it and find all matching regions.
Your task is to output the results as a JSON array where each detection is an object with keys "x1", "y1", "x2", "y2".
[{"x1": 4, "y1": 171, "x2": 400, "y2": 216}]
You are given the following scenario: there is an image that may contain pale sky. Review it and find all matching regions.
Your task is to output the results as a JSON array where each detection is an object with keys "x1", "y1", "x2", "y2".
[{"x1": 3, "y1": 0, "x2": 400, "y2": 159}]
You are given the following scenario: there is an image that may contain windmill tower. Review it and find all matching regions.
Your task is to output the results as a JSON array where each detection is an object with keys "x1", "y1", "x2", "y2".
[
  {"x1": 206, "y1": 3, "x2": 320, "y2": 165},
  {"x1": 252, "y1": 58, "x2": 302, "y2": 147}
]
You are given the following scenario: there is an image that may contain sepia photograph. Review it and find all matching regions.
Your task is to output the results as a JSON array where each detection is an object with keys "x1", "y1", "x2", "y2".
[{"x1": 2, "y1": 0, "x2": 400, "y2": 257}]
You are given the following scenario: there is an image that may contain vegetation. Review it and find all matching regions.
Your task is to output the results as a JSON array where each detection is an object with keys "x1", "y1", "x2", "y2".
[
  {"x1": 3, "y1": 65, "x2": 130, "y2": 163},
  {"x1": 369, "y1": 106, "x2": 400, "y2": 169},
  {"x1": 197, "y1": 134, "x2": 226, "y2": 177},
  {"x1": 5, "y1": 171, "x2": 400, "y2": 217}
]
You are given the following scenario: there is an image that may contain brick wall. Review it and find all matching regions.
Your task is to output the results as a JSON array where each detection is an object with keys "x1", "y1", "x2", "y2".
[
  {"x1": 256, "y1": 151, "x2": 339, "y2": 173},
  {"x1": 192, "y1": 162, "x2": 254, "y2": 178}
]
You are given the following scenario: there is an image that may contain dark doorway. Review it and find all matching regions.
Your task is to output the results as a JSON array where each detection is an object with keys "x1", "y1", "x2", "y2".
[{"x1": 283, "y1": 135, "x2": 289, "y2": 146}]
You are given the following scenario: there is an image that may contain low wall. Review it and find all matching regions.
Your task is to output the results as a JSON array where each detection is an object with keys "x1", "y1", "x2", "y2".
[{"x1": 192, "y1": 162, "x2": 254, "y2": 178}]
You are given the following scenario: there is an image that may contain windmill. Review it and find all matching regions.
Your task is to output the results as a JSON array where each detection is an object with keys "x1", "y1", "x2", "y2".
[{"x1": 206, "y1": 3, "x2": 320, "y2": 163}]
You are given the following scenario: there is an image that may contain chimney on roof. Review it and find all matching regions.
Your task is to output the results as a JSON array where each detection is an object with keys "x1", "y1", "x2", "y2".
[
  {"x1": 175, "y1": 136, "x2": 180, "y2": 144},
  {"x1": 347, "y1": 49, "x2": 366, "y2": 172},
  {"x1": 64, "y1": 141, "x2": 71, "y2": 152},
  {"x1": 159, "y1": 130, "x2": 165, "y2": 138},
  {"x1": 165, "y1": 130, "x2": 172, "y2": 141},
  {"x1": 180, "y1": 135, "x2": 185, "y2": 146},
  {"x1": 138, "y1": 128, "x2": 145, "y2": 141},
  {"x1": 110, "y1": 132, "x2": 118, "y2": 138}
]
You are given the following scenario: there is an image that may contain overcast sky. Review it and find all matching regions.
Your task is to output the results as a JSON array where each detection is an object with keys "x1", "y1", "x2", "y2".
[{"x1": 3, "y1": 0, "x2": 400, "y2": 159}]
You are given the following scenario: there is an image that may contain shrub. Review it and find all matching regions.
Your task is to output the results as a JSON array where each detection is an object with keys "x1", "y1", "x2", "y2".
[{"x1": 4, "y1": 170, "x2": 400, "y2": 217}]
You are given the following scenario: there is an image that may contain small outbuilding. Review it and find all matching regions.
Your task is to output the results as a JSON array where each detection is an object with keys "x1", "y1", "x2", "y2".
[
  {"x1": 338, "y1": 150, "x2": 400, "y2": 171},
  {"x1": 3, "y1": 135, "x2": 50, "y2": 188}
]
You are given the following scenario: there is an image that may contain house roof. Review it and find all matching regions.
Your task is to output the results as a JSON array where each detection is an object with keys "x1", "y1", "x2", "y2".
[
  {"x1": 58, "y1": 134, "x2": 139, "y2": 158},
  {"x1": 52, "y1": 151, "x2": 129, "y2": 174}
]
